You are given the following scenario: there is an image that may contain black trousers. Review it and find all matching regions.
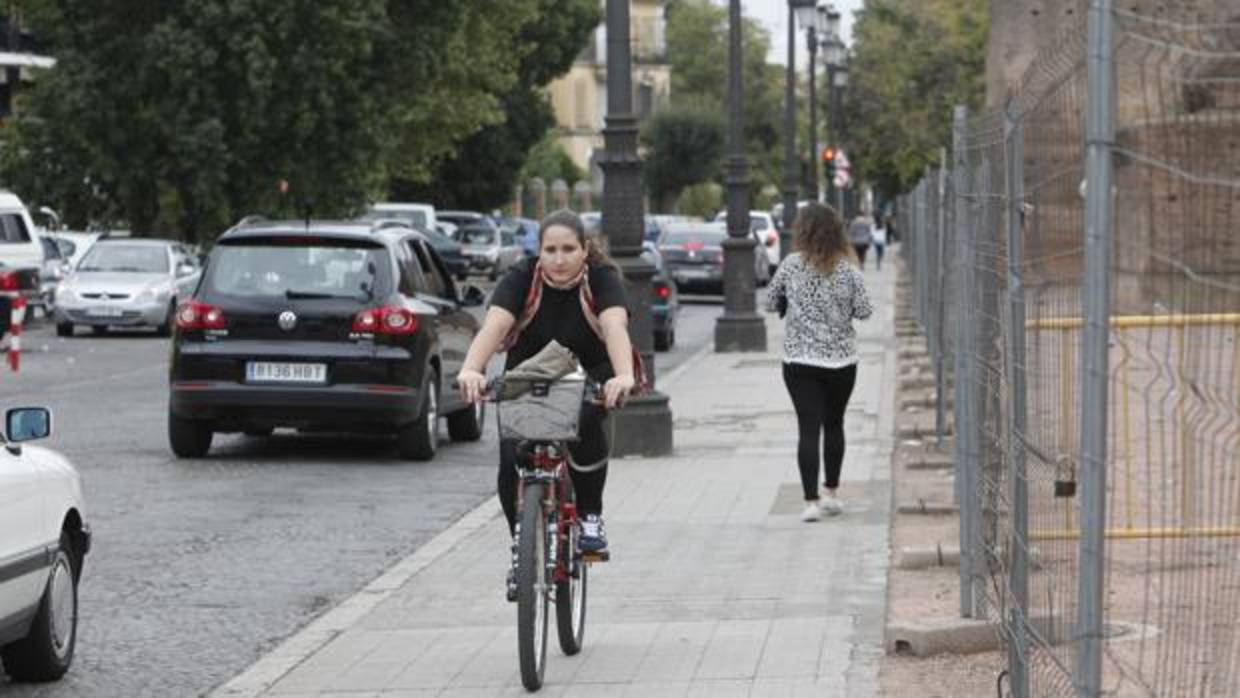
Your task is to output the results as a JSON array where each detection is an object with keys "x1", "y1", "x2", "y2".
[
  {"x1": 782, "y1": 362, "x2": 858, "y2": 500},
  {"x1": 497, "y1": 402, "x2": 609, "y2": 535}
]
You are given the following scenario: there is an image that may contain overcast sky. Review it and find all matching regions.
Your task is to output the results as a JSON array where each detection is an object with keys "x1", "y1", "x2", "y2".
[{"x1": 741, "y1": 0, "x2": 864, "y2": 67}]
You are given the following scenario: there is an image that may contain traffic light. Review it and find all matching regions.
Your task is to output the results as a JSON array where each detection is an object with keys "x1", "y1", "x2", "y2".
[{"x1": 822, "y1": 147, "x2": 836, "y2": 180}]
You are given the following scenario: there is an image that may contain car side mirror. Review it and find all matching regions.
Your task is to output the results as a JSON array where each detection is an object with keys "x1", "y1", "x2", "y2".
[
  {"x1": 460, "y1": 285, "x2": 486, "y2": 307},
  {"x1": 6, "y1": 407, "x2": 51, "y2": 443}
]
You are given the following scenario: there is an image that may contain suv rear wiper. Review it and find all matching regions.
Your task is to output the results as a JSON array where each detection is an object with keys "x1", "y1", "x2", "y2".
[{"x1": 285, "y1": 289, "x2": 364, "y2": 301}]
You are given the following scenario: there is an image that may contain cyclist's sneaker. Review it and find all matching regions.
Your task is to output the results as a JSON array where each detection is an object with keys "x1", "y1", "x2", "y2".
[
  {"x1": 800, "y1": 502, "x2": 821, "y2": 522},
  {"x1": 505, "y1": 568, "x2": 518, "y2": 602},
  {"x1": 579, "y1": 514, "x2": 608, "y2": 552},
  {"x1": 819, "y1": 494, "x2": 843, "y2": 516}
]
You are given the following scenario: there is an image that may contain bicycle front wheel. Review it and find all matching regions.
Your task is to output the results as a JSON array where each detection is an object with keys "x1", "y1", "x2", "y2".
[
  {"x1": 516, "y1": 482, "x2": 549, "y2": 691},
  {"x1": 556, "y1": 486, "x2": 587, "y2": 655}
]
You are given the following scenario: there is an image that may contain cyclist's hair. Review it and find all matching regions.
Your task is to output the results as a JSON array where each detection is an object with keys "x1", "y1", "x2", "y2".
[
  {"x1": 794, "y1": 202, "x2": 855, "y2": 274},
  {"x1": 539, "y1": 209, "x2": 618, "y2": 271}
]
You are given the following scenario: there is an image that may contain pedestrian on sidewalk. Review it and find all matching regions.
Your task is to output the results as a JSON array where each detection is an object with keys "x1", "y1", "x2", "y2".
[
  {"x1": 766, "y1": 203, "x2": 874, "y2": 522},
  {"x1": 847, "y1": 213, "x2": 872, "y2": 269},
  {"x1": 457, "y1": 209, "x2": 637, "y2": 558},
  {"x1": 870, "y1": 217, "x2": 887, "y2": 270}
]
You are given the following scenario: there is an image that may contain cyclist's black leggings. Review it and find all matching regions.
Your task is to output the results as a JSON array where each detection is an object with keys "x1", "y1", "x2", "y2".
[
  {"x1": 498, "y1": 402, "x2": 609, "y2": 535},
  {"x1": 782, "y1": 362, "x2": 857, "y2": 500}
]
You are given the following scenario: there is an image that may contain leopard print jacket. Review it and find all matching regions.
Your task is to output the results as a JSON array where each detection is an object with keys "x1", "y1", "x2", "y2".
[{"x1": 766, "y1": 253, "x2": 873, "y2": 368}]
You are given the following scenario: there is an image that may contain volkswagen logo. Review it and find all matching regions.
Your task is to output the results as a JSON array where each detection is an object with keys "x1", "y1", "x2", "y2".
[{"x1": 278, "y1": 311, "x2": 297, "y2": 331}]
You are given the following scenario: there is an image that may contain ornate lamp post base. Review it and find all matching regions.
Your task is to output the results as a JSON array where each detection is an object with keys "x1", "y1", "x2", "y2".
[
  {"x1": 609, "y1": 391, "x2": 674, "y2": 458},
  {"x1": 715, "y1": 314, "x2": 767, "y2": 352}
]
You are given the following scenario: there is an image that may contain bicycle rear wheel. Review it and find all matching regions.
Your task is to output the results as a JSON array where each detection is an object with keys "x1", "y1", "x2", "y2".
[
  {"x1": 516, "y1": 482, "x2": 549, "y2": 691},
  {"x1": 556, "y1": 486, "x2": 587, "y2": 655}
]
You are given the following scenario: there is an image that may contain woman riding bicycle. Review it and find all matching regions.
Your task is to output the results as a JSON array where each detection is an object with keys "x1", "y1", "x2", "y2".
[{"x1": 457, "y1": 209, "x2": 637, "y2": 556}]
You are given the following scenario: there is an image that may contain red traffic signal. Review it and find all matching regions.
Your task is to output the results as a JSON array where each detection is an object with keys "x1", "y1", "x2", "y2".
[{"x1": 821, "y1": 147, "x2": 835, "y2": 163}]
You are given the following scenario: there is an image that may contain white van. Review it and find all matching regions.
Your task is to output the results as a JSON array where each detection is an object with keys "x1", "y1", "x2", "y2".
[{"x1": 0, "y1": 192, "x2": 43, "y2": 309}]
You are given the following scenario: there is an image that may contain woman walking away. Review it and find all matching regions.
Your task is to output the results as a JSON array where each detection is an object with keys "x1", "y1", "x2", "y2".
[
  {"x1": 457, "y1": 210, "x2": 637, "y2": 595},
  {"x1": 847, "y1": 214, "x2": 872, "y2": 269},
  {"x1": 767, "y1": 203, "x2": 873, "y2": 522},
  {"x1": 870, "y1": 218, "x2": 887, "y2": 270}
]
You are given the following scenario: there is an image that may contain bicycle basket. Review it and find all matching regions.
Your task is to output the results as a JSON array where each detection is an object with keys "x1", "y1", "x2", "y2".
[{"x1": 495, "y1": 374, "x2": 588, "y2": 442}]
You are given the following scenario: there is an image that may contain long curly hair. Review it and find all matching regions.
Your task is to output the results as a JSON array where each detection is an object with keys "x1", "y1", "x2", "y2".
[
  {"x1": 539, "y1": 209, "x2": 618, "y2": 271},
  {"x1": 794, "y1": 203, "x2": 855, "y2": 274}
]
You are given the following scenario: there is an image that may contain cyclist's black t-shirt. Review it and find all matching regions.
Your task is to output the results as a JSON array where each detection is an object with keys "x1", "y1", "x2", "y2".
[{"x1": 489, "y1": 258, "x2": 628, "y2": 382}]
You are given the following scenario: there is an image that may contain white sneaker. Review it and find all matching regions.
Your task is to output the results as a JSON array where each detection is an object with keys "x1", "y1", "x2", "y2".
[
  {"x1": 819, "y1": 495, "x2": 843, "y2": 516},
  {"x1": 800, "y1": 503, "x2": 821, "y2": 522}
]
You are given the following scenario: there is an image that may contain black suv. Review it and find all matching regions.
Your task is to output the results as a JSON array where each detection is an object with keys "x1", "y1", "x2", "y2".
[{"x1": 168, "y1": 219, "x2": 487, "y2": 460}]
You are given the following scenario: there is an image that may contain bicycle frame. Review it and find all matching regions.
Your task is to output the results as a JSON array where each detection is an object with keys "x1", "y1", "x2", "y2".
[{"x1": 514, "y1": 441, "x2": 579, "y2": 586}]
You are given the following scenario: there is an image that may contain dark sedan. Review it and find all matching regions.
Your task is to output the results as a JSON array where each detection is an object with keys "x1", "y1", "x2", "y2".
[
  {"x1": 168, "y1": 220, "x2": 486, "y2": 460},
  {"x1": 642, "y1": 241, "x2": 678, "y2": 350}
]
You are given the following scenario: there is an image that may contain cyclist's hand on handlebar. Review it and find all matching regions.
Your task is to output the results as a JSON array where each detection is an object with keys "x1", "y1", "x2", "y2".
[
  {"x1": 602, "y1": 374, "x2": 635, "y2": 409},
  {"x1": 457, "y1": 368, "x2": 487, "y2": 404}
]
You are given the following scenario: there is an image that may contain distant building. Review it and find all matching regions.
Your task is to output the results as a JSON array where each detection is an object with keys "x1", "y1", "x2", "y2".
[{"x1": 546, "y1": 0, "x2": 671, "y2": 187}]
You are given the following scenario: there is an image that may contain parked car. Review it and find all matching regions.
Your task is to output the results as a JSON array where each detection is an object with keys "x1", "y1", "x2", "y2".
[
  {"x1": 0, "y1": 191, "x2": 45, "y2": 313},
  {"x1": 643, "y1": 241, "x2": 679, "y2": 351},
  {"x1": 658, "y1": 222, "x2": 768, "y2": 294},
  {"x1": 361, "y1": 215, "x2": 471, "y2": 282},
  {"x1": 498, "y1": 217, "x2": 540, "y2": 258},
  {"x1": 37, "y1": 236, "x2": 72, "y2": 314},
  {"x1": 53, "y1": 238, "x2": 202, "y2": 337},
  {"x1": 0, "y1": 406, "x2": 92, "y2": 683},
  {"x1": 715, "y1": 210, "x2": 781, "y2": 275},
  {"x1": 456, "y1": 221, "x2": 524, "y2": 280},
  {"x1": 167, "y1": 219, "x2": 487, "y2": 460},
  {"x1": 47, "y1": 231, "x2": 103, "y2": 269},
  {"x1": 364, "y1": 202, "x2": 437, "y2": 232},
  {"x1": 436, "y1": 210, "x2": 491, "y2": 231}
]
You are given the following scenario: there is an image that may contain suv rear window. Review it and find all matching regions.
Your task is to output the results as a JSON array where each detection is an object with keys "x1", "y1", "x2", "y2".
[
  {"x1": 458, "y1": 226, "x2": 495, "y2": 245},
  {"x1": 205, "y1": 241, "x2": 391, "y2": 301},
  {"x1": 663, "y1": 229, "x2": 727, "y2": 245},
  {"x1": 0, "y1": 214, "x2": 31, "y2": 243}
]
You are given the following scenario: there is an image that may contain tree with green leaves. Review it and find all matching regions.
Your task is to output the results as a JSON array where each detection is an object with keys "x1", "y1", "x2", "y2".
[
  {"x1": 844, "y1": 0, "x2": 987, "y2": 199},
  {"x1": 398, "y1": 0, "x2": 599, "y2": 211},
  {"x1": 0, "y1": 0, "x2": 585, "y2": 241},
  {"x1": 663, "y1": 0, "x2": 783, "y2": 201},
  {"x1": 641, "y1": 103, "x2": 725, "y2": 213}
]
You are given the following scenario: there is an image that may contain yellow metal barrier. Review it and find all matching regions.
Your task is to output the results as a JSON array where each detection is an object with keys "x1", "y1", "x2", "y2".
[{"x1": 1025, "y1": 313, "x2": 1240, "y2": 540}]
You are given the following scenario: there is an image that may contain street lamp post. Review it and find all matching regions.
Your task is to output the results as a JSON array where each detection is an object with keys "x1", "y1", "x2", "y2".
[
  {"x1": 783, "y1": 0, "x2": 820, "y2": 257},
  {"x1": 806, "y1": 22, "x2": 819, "y2": 203},
  {"x1": 599, "y1": 0, "x2": 672, "y2": 456},
  {"x1": 715, "y1": 0, "x2": 766, "y2": 352},
  {"x1": 832, "y1": 64, "x2": 849, "y2": 214}
]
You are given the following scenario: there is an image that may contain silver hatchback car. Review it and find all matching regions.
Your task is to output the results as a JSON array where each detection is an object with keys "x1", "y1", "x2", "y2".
[{"x1": 53, "y1": 238, "x2": 201, "y2": 337}]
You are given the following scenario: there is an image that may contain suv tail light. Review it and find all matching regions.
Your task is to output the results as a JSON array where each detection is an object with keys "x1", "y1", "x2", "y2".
[
  {"x1": 353, "y1": 306, "x2": 418, "y2": 335},
  {"x1": 654, "y1": 283, "x2": 671, "y2": 300},
  {"x1": 0, "y1": 270, "x2": 18, "y2": 291},
  {"x1": 766, "y1": 230, "x2": 778, "y2": 247},
  {"x1": 176, "y1": 301, "x2": 226, "y2": 330}
]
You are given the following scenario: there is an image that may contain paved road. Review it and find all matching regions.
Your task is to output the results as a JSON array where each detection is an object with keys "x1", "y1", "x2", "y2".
[{"x1": 1, "y1": 294, "x2": 729, "y2": 697}]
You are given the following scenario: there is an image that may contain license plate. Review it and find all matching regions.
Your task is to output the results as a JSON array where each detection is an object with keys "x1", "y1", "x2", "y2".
[
  {"x1": 87, "y1": 307, "x2": 124, "y2": 318},
  {"x1": 246, "y1": 362, "x2": 327, "y2": 385},
  {"x1": 677, "y1": 268, "x2": 710, "y2": 279}
]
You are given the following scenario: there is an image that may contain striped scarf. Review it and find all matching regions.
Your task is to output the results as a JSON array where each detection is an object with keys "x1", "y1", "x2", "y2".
[{"x1": 499, "y1": 261, "x2": 647, "y2": 393}]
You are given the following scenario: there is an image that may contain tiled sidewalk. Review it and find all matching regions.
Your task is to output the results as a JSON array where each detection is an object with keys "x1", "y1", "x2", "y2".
[{"x1": 214, "y1": 260, "x2": 898, "y2": 698}]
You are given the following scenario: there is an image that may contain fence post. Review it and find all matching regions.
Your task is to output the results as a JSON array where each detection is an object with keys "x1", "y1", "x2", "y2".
[
  {"x1": 952, "y1": 104, "x2": 980, "y2": 618},
  {"x1": 934, "y1": 149, "x2": 949, "y2": 445},
  {"x1": 1076, "y1": 0, "x2": 1115, "y2": 694},
  {"x1": 1004, "y1": 105, "x2": 1030, "y2": 698}
]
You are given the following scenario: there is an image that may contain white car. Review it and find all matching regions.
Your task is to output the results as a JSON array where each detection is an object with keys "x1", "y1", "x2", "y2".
[
  {"x1": 0, "y1": 406, "x2": 91, "y2": 682},
  {"x1": 715, "y1": 210, "x2": 781, "y2": 273}
]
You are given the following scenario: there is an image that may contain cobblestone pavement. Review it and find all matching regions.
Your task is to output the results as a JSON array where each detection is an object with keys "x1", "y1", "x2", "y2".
[{"x1": 0, "y1": 299, "x2": 724, "y2": 698}]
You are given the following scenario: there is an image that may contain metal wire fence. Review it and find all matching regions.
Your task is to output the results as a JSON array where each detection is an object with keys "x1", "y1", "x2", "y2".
[{"x1": 898, "y1": 3, "x2": 1240, "y2": 695}]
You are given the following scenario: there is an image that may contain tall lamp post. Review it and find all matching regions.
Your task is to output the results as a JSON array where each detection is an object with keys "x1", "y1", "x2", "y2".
[
  {"x1": 819, "y1": 6, "x2": 845, "y2": 211},
  {"x1": 599, "y1": 0, "x2": 673, "y2": 456},
  {"x1": 715, "y1": 0, "x2": 766, "y2": 352},
  {"x1": 782, "y1": 0, "x2": 821, "y2": 259}
]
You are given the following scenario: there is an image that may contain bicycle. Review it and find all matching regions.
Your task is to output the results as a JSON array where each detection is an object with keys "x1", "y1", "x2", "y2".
[{"x1": 490, "y1": 371, "x2": 609, "y2": 692}]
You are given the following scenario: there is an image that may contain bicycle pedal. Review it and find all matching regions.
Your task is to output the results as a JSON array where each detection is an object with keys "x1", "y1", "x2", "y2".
[{"x1": 581, "y1": 550, "x2": 610, "y2": 563}]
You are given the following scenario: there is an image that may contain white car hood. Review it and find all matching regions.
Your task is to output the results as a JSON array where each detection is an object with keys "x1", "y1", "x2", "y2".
[
  {"x1": 13, "y1": 443, "x2": 85, "y2": 509},
  {"x1": 71, "y1": 271, "x2": 168, "y2": 294}
]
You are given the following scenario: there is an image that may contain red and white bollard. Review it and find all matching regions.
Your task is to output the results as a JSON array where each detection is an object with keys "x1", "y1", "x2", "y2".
[{"x1": 7, "y1": 296, "x2": 24, "y2": 372}]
